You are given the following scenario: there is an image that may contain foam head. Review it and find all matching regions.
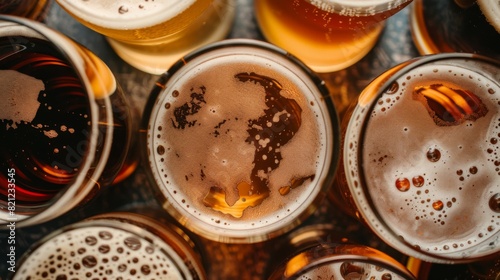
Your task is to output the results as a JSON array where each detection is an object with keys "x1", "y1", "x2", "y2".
[
  {"x1": 345, "y1": 54, "x2": 500, "y2": 261},
  {"x1": 14, "y1": 221, "x2": 191, "y2": 279},
  {"x1": 56, "y1": 0, "x2": 196, "y2": 30},
  {"x1": 146, "y1": 40, "x2": 337, "y2": 242}
]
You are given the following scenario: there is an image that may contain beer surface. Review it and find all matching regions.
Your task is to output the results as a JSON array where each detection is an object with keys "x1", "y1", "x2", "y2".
[
  {"x1": 13, "y1": 225, "x2": 184, "y2": 279},
  {"x1": 56, "y1": 0, "x2": 196, "y2": 29},
  {"x1": 0, "y1": 36, "x2": 92, "y2": 204},
  {"x1": 148, "y1": 49, "x2": 328, "y2": 232},
  {"x1": 356, "y1": 61, "x2": 500, "y2": 255}
]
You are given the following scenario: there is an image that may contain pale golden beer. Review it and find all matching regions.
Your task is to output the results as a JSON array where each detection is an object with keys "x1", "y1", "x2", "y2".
[
  {"x1": 254, "y1": 0, "x2": 413, "y2": 73},
  {"x1": 0, "y1": 0, "x2": 52, "y2": 21},
  {"x1": 56, "y1": 0, "x2": 236, "y2": 74},
  {"x1": 410, "y1": 0, "x2": 500, "y2": 59},
  {"x1": 142, "y1": 39, "x2": 340, "y2": 243}
]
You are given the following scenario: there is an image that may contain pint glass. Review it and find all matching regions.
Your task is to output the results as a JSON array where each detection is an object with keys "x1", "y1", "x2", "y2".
[
  {"x1": 267, "y1": 224, "x2": 416, "y2": 279},
  {"x1": 142, "y1": 39, "x2": 340, "y2": 243},
  {"x1": 11, "y1": 212, "x2": 207, "y2": 279},
  {"x1": 0, "y1": 15, "x2": 136, "y2": 227},
  {"x1": 55, "y1": 0, "x2": 236, "y2": 75},
  {"x1": 254, "y1": 0, "x2": 413, "y2": 73},
  {"x1": 336, "y1": 53, "x2": 500, "y2": 263},
  {"x1": 410, "y1": 0, "x2": 500, "y2": 59},
  {"x1": 0, "y1": 0, "x2": 52, "y2": 21}
]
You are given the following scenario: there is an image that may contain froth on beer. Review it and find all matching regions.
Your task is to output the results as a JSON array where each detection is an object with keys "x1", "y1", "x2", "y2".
[
  {"x1": 344, "y1": 55, "x2": 500, "y2": 262},
  {"x1": 145, "y1": 41, "x2": 337, "y2": 242}
]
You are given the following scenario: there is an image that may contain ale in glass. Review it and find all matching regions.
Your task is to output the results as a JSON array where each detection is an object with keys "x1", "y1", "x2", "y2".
[
  {"x1": 0, "y1": 16, "x2": 136, "y2": 227},
  {"x1": 12, "y1": 212, "x2": 207, "y2": 279},
  {"x1": 410, "y1": 0, "x2": 500, "y2": 59},
  {"x1": 254, "y1": 0, "x2": 413, "y2": 73},
  {"x1": 337, "y1": 53, "x2": 500, "y2": 263},
  {"x1": 267, "y1": 224, "x2": 416, "y2": 279},
  {"x1": 56, "y1": 0, "x2": 236, "y2": 75},
  {"x1": 142, "y1": 39, "x2": 340, "y2": 243}
]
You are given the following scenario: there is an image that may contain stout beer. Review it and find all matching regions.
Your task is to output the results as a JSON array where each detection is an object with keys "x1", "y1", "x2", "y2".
[{"x1": 0, "y1": 16, "x2": 135, "y2": 226}]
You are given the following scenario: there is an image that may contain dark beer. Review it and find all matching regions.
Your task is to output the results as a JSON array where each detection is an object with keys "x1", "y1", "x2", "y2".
[{"x1": 0, "y1": 17, "x2": 135, "y2": 226}]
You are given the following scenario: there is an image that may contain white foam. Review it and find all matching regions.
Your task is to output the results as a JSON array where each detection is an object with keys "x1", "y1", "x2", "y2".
[
  {"x1": 147, "y1": 44, "x2": 333, "y2": 239},
  {"x1": 346, "y1": 58, "x2": 500, "y2": 259},
  {"x1": 14, "y1": 225, "x2": 184, "y2": 279},
  {"x1": 57, "y1": 0, "x2": 196, "y2": 30},
  {"x1": 308, "y1": 0, "x2": 411, "y2": 14},
  {"x1": 477, "y1": 0, "x2": 500, "y2": 33},
  {"x1": 0, "y1": 70, "x2": 43, "y2": 126}
]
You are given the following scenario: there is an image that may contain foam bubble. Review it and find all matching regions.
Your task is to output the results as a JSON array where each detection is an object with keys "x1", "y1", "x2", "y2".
[
  {"x1": 147, "y1": 45, "x2": 332, "y2": 238},
  {"x1": 57, "y1": 0, "x2": 196, "y2": 30},
  {"x1": 300, "y1": 261, "x2": 408, "y2": 280},
  {"x1": 347, "y1": 58, "x2": 500, "y2": 258},
  {"x1": 14, "y1": 225, "x2": 184, "y2": 279}
]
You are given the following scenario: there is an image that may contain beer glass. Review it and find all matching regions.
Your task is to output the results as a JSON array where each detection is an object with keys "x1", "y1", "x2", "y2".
[
  {"x1": 336, "y1": 53, "x2": 500, "y2": 263},
  {"x1": 254, "y1": 0, "x2": 414, "y2": 73},
  {"x1": 410, "y1": 0, "x2": 500, "y2": 59},
  {"x1": 55, "y1": 0, "x2": 236, "y2": 75},
  {"x1": 11, "y1": 212, "x2": 207, "y2": 279},
  {"x1": 142, "y1": 39, "x2": 340, "y2": 243},
  {"x1": 267, "y1": 224, "x2": 416, "y2": 279},
  {"x1": 0, "y1": 0, "x2": 52, "y2": 21},
  {"x1": 0, "y1": 15, "x2": 136, "y2": 227}
]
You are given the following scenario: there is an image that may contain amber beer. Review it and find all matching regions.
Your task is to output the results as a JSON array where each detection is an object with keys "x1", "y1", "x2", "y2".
[
  {"x1": 12, "y1": 212, "x2": 207, "y2": 279},
  {"x1": 254, "y1": 0, "x2": 413, "y2": 73},
  {"x1": 0, "y1": 16, "x2": 135, "y2": 227},
  {"x1": 56, "y1": 0, "x2": 235, "y2": 75},
  {"x1": 410, "y1": 0, "x2": 500, "y2": 59},
  {"x1": 267, "y1": 225, "x2": 416, "y2": 279},
  {"x1": 142, "y1": 39, "x2": 340, "y2": 243},
  {"x1": 338, "y1": 53, "x2": 500, "y2": 263}
]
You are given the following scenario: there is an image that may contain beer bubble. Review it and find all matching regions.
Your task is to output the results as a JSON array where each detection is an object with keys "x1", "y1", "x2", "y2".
[
  {"x1": 118, "y1": 6, "x2": 129, "y2": 14},
  {"x1": 426, "y1": 147, "x2": 441, "y2": 162},
  {"x1": 157, "y1": 145, "x2": 165, "y2": 155},
  {"x1": 490, "y1": 193, "x2": 500, "y2": 212},
  {"x1": 124, "y1": 237, "x2": 141, "y2": 250},
  {"x1": 395, "y1": 178, "x2": 410, "y2": 192},
  {"x1": 412, "y1": 176, "x2": 424, "y2": 187},
  {"x1": 432, "y1": 200, "x2": 444, "y2": 211}
]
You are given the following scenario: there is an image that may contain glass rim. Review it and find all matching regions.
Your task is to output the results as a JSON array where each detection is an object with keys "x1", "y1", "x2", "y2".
[
  {"x1": 142, "y1": 38, "x2": 341, "y2": 243},
  {"x1": 12, "y1": 212, "x2": 206, "y2": 279},
  {"x1": 0, "y1": 15, "x2": 114, "y2": 227},
  {"x1": 350, "y1": 52, "x2": 500, "y2": 263},
  {"x1": 302, "y1": 0, "x2": 414, "y2": 14}
]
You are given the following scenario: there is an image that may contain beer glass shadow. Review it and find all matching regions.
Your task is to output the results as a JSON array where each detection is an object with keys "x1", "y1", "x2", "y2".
[
  {"x1": 55, "y1": 0, "x2": 237, "y2": 75},
  {"x1": 141, "y1": 39, "x2": 341, "y2": 244},
  {"x1": 254, "y1": 0, "x2": 414, "y2": 73},
  {"x1": 0, "y1": 15, "x2": 137, "y2": 227},
  {"x1": 332, "y1": 53, "x2": 500, "y2": 264}
]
